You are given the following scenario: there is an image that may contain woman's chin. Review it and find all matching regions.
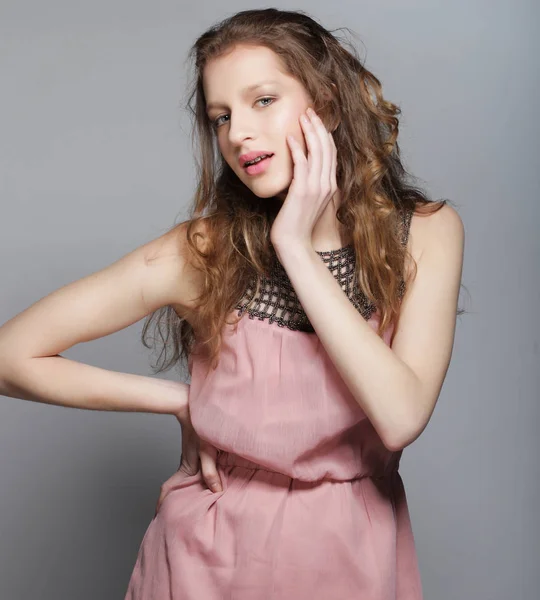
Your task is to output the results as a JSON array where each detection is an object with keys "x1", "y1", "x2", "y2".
[{"x1": 244, "y1": 175, "x2": 291, "y2": 201}]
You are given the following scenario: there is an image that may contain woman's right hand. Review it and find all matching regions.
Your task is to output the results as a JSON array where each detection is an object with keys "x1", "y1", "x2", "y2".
[
  {"x1": 154, "y1": 384, "x2": 223, "y2": 515},
  {"x1": 176, "y1": 414, "x2": 224, "y2": 492}
]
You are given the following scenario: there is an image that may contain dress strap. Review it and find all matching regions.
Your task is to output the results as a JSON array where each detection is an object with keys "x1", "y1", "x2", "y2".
[
  {"x1": 396, "y1": 206, "x2": 414, "y2": 300},
  {"x1": 400, "y1": 206, "x2": 414, "y2": 247}
]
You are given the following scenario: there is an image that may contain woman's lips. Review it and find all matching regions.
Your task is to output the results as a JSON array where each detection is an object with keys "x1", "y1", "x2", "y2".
[{"x1": 243, "y1": 154, "x2": 274, "y2": 176}]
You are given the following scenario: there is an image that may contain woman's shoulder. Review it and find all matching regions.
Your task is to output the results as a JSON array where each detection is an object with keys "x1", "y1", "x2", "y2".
[
  {"x1": 409, "y1": 202, "x2": 463, "y2": 261},
  {"x1": 145, "y1": 219, "x2": 210, "y2": 262},
  {"x1": 143, "y1": 219, "x2": 210, "y2": 319}
]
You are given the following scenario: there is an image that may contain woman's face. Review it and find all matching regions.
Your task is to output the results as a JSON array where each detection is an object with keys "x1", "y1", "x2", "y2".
[{"x1": 203, "y1": 44, "x2": 313, "y2": 201}]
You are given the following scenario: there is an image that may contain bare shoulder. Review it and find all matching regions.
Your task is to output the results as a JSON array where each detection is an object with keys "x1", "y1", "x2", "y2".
[
  {"x1": 144, "y1": 219, "x2": 210, "y2": 263},
  {"x1": 143, "y1": 219, "x2": 209, "y2": 319},
  {"x1": 407, "y1": 202, "x2": 464, "y2": 268}
]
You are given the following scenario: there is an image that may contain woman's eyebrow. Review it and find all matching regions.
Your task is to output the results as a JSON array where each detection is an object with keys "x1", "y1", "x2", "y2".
[{"x1": 206, "y1": 80, "x2": 280, "y2": 112}]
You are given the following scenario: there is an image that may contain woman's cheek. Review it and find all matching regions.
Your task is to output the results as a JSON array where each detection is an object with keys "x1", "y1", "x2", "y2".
[{"x1": 273, "y1": 110, "x2": 301, "y2": 139}]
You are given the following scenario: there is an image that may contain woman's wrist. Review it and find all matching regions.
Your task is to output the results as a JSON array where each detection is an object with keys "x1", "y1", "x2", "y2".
[{"x1": 144, "y1": 377, "x2": 190, "y2": 416}]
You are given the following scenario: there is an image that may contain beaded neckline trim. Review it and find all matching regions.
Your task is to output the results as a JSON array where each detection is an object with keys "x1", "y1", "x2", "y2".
[
  {"x1": 234, "y1": 243, "x2": 376, "y2": 332},
  {"x1": 314, "y1": 243, "x2": 354, "y2": 256},
  {"x1": 234, "y1": 208, "x2": 412, "y2": 333}
]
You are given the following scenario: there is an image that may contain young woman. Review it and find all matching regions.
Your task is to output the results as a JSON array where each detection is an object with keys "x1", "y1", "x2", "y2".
[{"x1": 0, "y1": 8, "x2": 464, "y2": 599}]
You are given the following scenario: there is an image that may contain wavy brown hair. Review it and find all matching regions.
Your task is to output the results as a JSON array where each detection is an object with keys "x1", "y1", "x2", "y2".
[{"x1": 142, "y1": 8, "x2": 463, "y2": 377}]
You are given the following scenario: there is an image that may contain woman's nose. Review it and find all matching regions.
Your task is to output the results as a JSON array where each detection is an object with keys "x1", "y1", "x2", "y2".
[{"x1": 226, "y1": 114, "x2": 258, "y2": 145}]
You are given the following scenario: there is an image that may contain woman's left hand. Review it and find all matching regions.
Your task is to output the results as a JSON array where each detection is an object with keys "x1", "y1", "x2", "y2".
[{"x1": 270, "y1": 107, "x2": 338, "y2": 250}]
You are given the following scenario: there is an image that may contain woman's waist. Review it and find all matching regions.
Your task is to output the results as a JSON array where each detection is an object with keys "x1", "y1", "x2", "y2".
[{"x1": 215, "y1": 449, "x2": 400, "y2": 483}]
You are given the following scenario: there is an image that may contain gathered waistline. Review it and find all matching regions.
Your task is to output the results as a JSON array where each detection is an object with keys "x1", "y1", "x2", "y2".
[{"x1": 216, "y1": 450, "x2": 398, "y2": 482}]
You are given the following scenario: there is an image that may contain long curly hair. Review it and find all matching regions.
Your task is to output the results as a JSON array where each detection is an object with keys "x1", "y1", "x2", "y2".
[{"x1": 142, "y1": 8, "x2": 460, "y2": 377}]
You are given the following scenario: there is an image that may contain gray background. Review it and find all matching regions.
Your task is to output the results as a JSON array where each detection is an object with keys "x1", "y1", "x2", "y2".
[{"x1": 1, "y1": 0, "x2": 538, "y2": 598}]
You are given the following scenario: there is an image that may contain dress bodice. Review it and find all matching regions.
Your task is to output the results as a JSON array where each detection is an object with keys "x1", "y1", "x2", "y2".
[{"x1": 187, "y1": 208, "x2": 414, "y2": 482}]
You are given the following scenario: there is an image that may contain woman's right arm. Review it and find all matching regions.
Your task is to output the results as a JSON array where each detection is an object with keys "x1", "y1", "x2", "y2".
[{"x1": 0, "y1": 222, "x2": 196, "y2": 415}]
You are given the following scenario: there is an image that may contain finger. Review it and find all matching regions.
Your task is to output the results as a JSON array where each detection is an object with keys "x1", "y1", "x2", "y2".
[
  {"x1": 178, "y1": 422, "x2": 200, "y2": 475},
  {"x1": 308, "y1": 109, "x2": 332, "y2": 196},
  {"x1": 287, "y1": 135, "x2": 308, "y2": 194},
  {"x1": 199, "y1": 440, "x2": 223, "y2": 493},
  {"x1": 301, "y1": 112, "x2": 322, "y2": 190}
]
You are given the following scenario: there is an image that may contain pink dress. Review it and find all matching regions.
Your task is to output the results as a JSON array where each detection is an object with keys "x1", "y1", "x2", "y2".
[{"x1": 125, "y1": 210, "x2": 422, "y2": 599}]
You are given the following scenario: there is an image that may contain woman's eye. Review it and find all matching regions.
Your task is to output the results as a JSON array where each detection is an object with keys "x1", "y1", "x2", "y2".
[
  {"x1": 257, "y1": 96, "x2": 274, "y2": 108},
  {"x1": 212, "y1": 97, "x2": 275, "y2": 129}
]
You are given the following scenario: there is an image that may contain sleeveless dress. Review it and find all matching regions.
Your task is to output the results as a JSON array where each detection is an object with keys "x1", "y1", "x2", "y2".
[{"x1": 125, "y1": 209, "x2": 423, "y2": 599}]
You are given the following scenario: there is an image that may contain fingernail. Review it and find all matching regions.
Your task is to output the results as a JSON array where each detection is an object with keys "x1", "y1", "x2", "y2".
[{"x1": 211, "y1": 483, "x2": 222, "y2": 492}]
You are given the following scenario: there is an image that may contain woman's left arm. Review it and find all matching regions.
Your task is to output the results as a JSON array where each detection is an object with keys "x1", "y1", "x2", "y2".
[{"x1": 273, "y1": 204, "x2": 465, "y2": 452}]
